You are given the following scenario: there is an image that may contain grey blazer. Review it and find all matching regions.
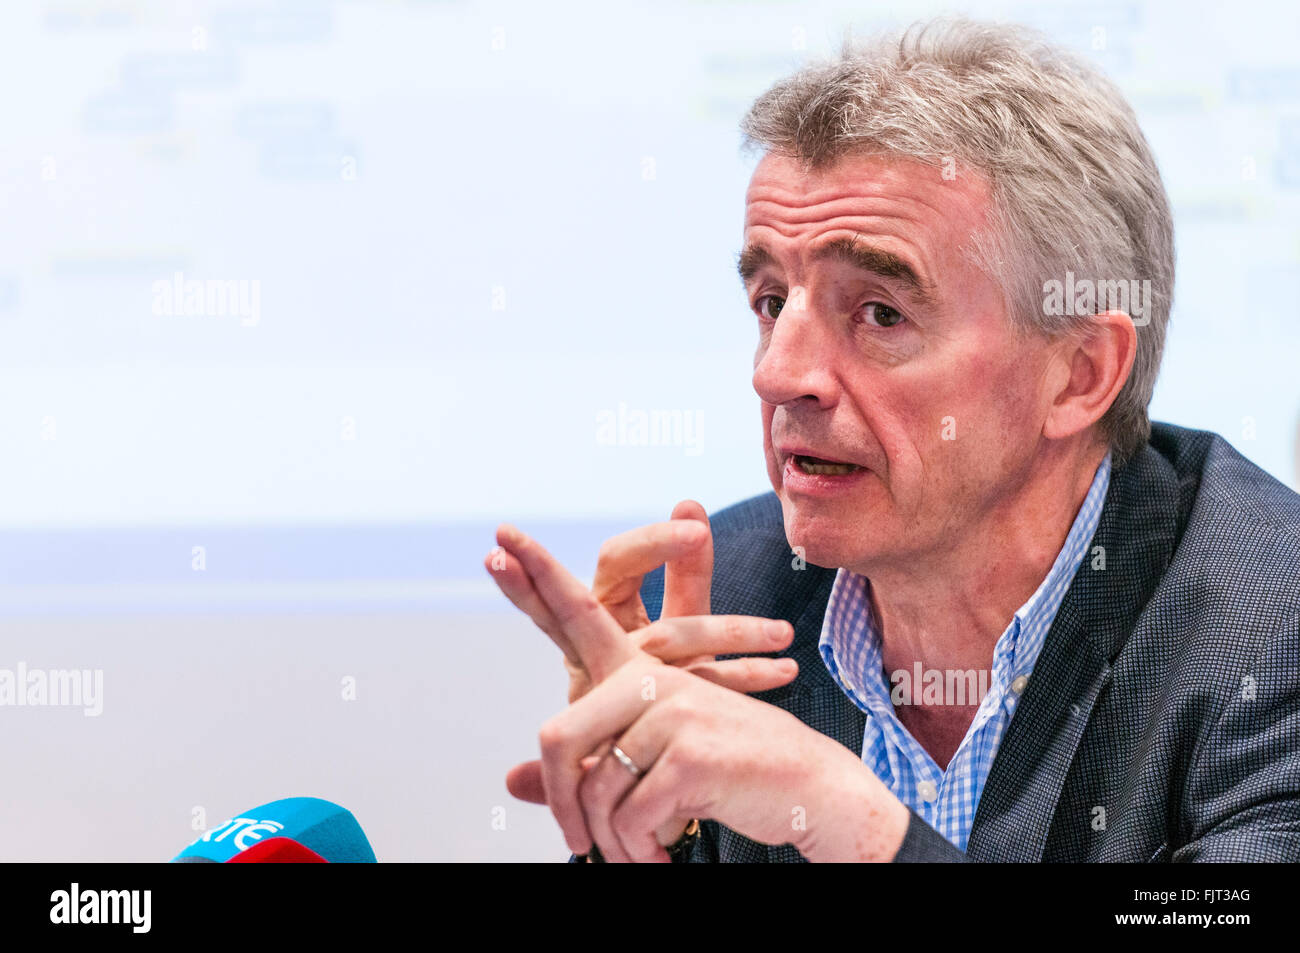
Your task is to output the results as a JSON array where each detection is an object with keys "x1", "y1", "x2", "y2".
[{"x1": 638, "y1": 422, "x2": 1300, "y2": 862}]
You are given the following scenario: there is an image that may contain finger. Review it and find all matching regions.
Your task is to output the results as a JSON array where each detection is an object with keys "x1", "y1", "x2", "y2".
[
  {"x1": 662, "y1": 500, "x2": 713, "y2": 618},
  {"x1": 538, "y1": 657, "x2": 678, "y2": 854},
  {"x1": 505, "y1": 760, "x2": 546, "y2": 804},
  {"x1": 634, "y1": 615, "x2": 793, "y2": 663},
  {"x1": 592, "y1": 519, "x2": 710, "y2": 612},
  {"x1": 497, "y1": 524, "x2": 634, "y2": 681},
  {"x1": 485, "y1": 547, "x2": 581, "y2": 667},
  {"x1": 610, "y1": 741, "x2": 688, "y2": 863},
  {"x1": 685, "y1": 656, "x2": 799, "y2": 693},
  {"x1": 505, "y1": 755, "x2": 601, "y2": 806},
  {"x1": 578, "y1": 752, "x2": 639, "y2": 863},
  {"x1": 601, "y1": 696, "x2": 710, "y2": 863}
]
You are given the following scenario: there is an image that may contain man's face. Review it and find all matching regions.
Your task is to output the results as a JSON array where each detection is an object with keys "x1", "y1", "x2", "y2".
[{"x1": 742, "y1": 152, "x2": 1059, "y2": 572}]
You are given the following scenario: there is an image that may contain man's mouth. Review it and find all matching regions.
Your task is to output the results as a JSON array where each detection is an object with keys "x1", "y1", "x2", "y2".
[{"x1": 791, "y1": 454, "x2": 863, "y2": 476}]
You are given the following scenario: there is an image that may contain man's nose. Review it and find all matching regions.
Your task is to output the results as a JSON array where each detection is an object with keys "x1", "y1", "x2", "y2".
[{"x1": 752, "y1": 291, "x2": 840, "y2": 408}]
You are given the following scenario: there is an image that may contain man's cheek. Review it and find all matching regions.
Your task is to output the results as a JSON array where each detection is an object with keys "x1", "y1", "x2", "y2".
[
  {"x1": 901, "y1": 374, "x2": 995, "y2": 450},
  {"x1": 983, "y1": 367, "x2": 1045, "y2": 455},
  {"x1": 866, "y1": 399, "x2": 935, "y2": 474},
  {"x1": 759, "y1": 402, "x2": 777, "y2": 458},
  {"x1": 766, "y1": 457, "x2": 784, "y2": 496}
]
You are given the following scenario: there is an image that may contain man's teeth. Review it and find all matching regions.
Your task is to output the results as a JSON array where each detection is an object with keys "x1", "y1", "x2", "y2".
[{"x1": 795, "y1": 456, "x2": 860, "y2": 475}]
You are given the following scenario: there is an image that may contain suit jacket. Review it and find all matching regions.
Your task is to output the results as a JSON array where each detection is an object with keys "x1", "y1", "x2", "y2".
[{"x1": 638, "y1": 422, "x2": 1300, "y2": 861}]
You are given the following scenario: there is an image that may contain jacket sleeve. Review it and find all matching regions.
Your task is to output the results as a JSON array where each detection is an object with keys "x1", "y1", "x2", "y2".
[
  {"x1": 1171, "y1": 612, "x2": 1300, "y2": 862},
  {"x1": 891, "y1": 809, "x2": 968, "y2": 862}
]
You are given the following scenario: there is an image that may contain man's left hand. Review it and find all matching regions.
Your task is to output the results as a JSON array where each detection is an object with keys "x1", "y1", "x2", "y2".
[{"x1": 537, "y1": 650, "x2": 912, "y2": 862}]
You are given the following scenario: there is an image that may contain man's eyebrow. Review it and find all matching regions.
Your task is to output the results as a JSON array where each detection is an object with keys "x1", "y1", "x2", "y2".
[
  {"x1": 736, "y1": 242, "x2": 776, "y2": 286},
  {"x1": 736, "y1": 236, "x2": 933, "y2": 305}
]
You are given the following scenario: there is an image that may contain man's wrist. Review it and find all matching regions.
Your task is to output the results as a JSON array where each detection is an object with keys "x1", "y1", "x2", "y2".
[
  {"x1": 577, "y1": 819, "x2": 700, "y2": 863},
  {"x1": 799, "y1": 750, "x2": 910, "y2": 862},
  {"x1": 664, "y1": 818, "x2": 701, "y2": 862}
]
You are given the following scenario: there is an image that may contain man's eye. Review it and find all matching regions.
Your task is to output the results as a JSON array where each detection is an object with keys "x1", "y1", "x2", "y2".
[
  {"x1": 862, "y1": 302, "x2": 905, "y2": 328},
  {"x1": 756, "y1": 295, "x2": 785, "y2": 320}
]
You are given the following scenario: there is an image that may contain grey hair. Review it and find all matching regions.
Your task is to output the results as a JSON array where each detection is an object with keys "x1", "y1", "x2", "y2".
[{"x1": 740, "y1": 18, "x2": 1175, "y2": 465}]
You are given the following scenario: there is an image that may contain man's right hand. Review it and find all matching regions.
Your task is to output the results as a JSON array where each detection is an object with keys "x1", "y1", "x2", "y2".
[
  {"x1": 487, "y1": 499, "x2": 796, "y2": 704},
  {"x1": 485, "y1": 507, "x2": 799, "y2": 854}
]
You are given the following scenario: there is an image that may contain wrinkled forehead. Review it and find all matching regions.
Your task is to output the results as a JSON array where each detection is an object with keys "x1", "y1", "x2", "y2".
[{"x1": 742, "y1": 150, "x2": 995, "y2": 232}]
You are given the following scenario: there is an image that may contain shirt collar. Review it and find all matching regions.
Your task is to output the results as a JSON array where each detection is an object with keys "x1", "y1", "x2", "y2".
[{"x1": 818, "y1": 451, "x2": 1113, "y2": 703}]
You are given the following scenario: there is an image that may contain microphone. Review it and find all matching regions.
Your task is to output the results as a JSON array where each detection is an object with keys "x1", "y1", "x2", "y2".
[
  {"x1": 172, "y1": 797, "x2": 376, "y2": 863},
  {"x1": 226, "y1": 836, "x2": 327, "y2": 863}
]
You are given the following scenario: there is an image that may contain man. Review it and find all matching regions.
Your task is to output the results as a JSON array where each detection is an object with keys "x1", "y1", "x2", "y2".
[{"x1": 487, "y1": 18, "x2": 1300, "y2": 861}]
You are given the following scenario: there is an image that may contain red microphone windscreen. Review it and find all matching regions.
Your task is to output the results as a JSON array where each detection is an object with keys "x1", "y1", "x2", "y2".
[{"x1": 225, "y1": 836, "x2": 328, "y2": 863}]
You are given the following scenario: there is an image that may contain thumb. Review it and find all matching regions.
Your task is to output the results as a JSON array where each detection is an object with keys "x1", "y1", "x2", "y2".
[
  {"x1": 505, "y1": 755, "x2": 601, "y2": 805},
  {"x1": 505, "y1": 760, "x2": 547, "y2": 804}
]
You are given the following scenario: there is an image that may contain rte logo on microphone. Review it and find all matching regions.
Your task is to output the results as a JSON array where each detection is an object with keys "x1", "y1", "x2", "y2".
[{"x1": 194, "y1": 816, "x2": 287, "y2": 852}]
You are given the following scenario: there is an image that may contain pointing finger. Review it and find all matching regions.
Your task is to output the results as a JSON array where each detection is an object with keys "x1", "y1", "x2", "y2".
[
  {"x1": 484, "y1": 546, "x2": 580, "y2": 667},
  {"x1": 497, "y1": 524, "x2": 635, "y2": 682}
]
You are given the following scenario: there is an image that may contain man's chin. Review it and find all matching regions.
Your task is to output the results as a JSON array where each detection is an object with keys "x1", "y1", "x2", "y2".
[{"x1": 780, "y1": 503, "x2": 881, "y2": 571}]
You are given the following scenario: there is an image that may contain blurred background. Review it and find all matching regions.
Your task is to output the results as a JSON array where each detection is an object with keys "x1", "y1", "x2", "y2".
[{"x1": 0, "y1": 0, "x2": 1297, "y2": 861}]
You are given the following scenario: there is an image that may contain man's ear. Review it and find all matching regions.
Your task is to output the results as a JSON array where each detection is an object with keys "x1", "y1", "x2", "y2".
[{"x1": 1041, "y1": 311, "x2": 1137, "y2": 442}]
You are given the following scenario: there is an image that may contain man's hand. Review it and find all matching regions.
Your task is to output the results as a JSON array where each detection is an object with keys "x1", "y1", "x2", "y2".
[
  {"x1": 487, "y1": 500, "x2": 779, "y2": 704},
  {"x1": 539, "y1": 654, "x2": 912, "y2": 863},
  {"x1": 485, "y1": 513, "x2": 801, "y2": 854},
  {"x1": 593, "y1": 499, "x2": 715, "y2": 632}
]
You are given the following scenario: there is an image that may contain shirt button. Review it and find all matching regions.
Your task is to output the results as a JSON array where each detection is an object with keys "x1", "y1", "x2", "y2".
[
  {"x1": 917, "y1": 780, "x2": 938, "y2": 802},
  {"x1": 1010, "y1": 675, "x2": 1029, "y2": 695}
]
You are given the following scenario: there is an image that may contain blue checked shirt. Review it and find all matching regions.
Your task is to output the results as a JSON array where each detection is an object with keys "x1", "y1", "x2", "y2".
[{"x1": 817, "y1": 453, "x2": 1112, "y2": 851}]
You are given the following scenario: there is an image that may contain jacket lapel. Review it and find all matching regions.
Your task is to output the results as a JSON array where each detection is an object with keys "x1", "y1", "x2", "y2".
[
  {"x1": 965, "y1": 444, "x2": 1180, "y2": 861},
  {"x1": 778, "y1": 568, "x2": 866, "y2": 756},
  {"x1": 758, "y1": 566, "x2": 863, "y2": 863}
]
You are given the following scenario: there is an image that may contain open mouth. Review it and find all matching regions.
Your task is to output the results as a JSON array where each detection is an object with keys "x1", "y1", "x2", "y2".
[{"x1": 792, "y1": 454, "x2": 863, "y2": 476}]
